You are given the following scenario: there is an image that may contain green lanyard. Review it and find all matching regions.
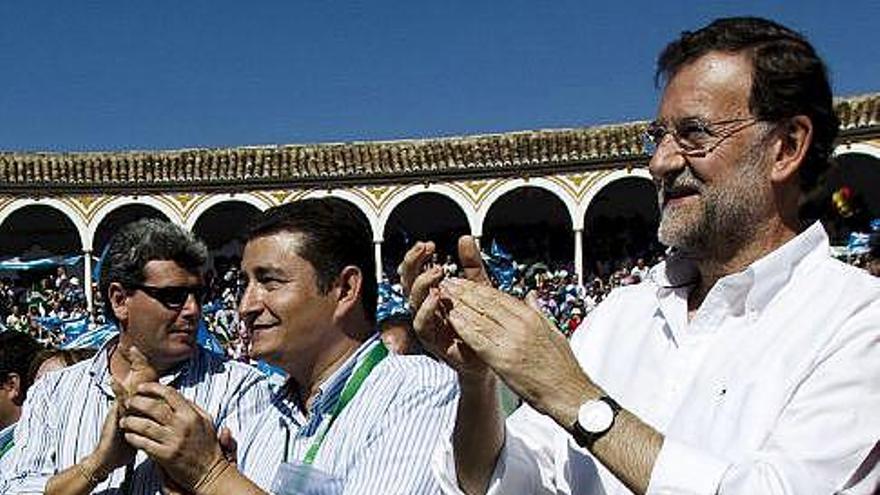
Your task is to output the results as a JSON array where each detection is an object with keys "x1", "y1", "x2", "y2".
[
  {"x1": 301, "y1": 342, "x2": 388, "y2": 465},
  {"x1": 0, "y1": 439, "x2": 13, "y2": 459}
]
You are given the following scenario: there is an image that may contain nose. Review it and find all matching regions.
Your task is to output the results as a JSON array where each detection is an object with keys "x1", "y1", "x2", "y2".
[
  {"x1": 237, "y1": 281, "x2": 261, "y2": 326},
  {"x1": 179, "y1": 292, "x2": 202, "y2": 320},
  {"x1": 648, "y1": 136, "x2": 686, "y2": 184}
]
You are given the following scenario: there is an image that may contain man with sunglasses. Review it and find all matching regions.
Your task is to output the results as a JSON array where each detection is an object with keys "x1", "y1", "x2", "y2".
[
  {"x1": 3, "y1": 219, "x2": 271, "y2": 494},
  {"x1": 401, "y1": 17, "x2": 880, "y2": 495}
]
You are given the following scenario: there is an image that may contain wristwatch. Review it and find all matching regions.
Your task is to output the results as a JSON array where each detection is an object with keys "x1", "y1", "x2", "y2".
[{"x1": 571, "y1": 395, "x2": 621, "y2": 449}]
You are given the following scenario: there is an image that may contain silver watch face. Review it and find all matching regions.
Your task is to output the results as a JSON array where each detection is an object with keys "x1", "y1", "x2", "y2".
[{"x1": 578, "y1": 399, "x2": 614, "y2": 433}]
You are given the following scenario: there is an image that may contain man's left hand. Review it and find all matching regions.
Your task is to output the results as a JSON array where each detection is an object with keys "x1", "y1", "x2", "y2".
[
  {"x1": 120, "y1": 383, "x2": 228, "y2": 491},
  {"x1": 441, "y1": 277, "x2": 601, "y2": 427}
]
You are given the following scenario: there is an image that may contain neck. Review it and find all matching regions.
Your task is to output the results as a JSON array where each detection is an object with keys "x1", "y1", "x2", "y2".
[
  {"x1": 108, "y1": 336, "x2": 173, "y2": 380},
  {"x1": 688, "y1": 218, "x2": 798, "y2": 312},
  {"x1": 293, "y1": 336, "x2": 363, "y2": 412},
  {"x1": 108, "y1": 339, "x2": 132, "y2": 381},
  {"x1": 0, "y1": 409, "x2": 19, "y2": 430}
]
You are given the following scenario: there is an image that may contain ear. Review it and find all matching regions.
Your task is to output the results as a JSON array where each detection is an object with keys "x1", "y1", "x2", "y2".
[
  {"x1": 1, "y1": 373, "x2": 22, "y2": 402},
  {"x1": 332, "y1": 266, "x2": 364, "y2": 319},
  {"x1": 108, "y1": 282, "x2": 131, "y2": 324},
  {"x1": 770, "y1": 115, "x2": 812, "y2": 185}
]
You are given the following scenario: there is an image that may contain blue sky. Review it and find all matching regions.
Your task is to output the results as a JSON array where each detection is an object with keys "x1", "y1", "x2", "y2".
[{"x1": 1, "y1": 1, "x2": 877, "y2": 152}]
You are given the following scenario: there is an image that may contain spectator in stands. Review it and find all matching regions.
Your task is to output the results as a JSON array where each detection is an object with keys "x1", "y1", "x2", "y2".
[
  {"x1": 119, "y1": 198, "x2": 458, "y2": 494},
  {"x1": 3, "y1": 218, "x2": 271, "y2": 494},
  {"x1": 376, "y1": 280, "x2": 421, "y2": 354},
  {"x1": 26, "y1": 348, "x2": 96, "y2": 385},
  {"x1": 403, "y1": 16, "x2": 879, "y2": 494},
  {"x1": 0, "y1": 332, "x2": 43, "y2": 465},
  {"x1": 4, "y1": 306, "x2": 27, "y2": 333}
]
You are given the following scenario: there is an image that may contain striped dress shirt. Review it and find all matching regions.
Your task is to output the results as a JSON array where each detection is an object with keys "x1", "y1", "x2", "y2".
[
  {"x1": 2, "y1": 338, "x2": 272, "y2": 494},
  {"x1": 237, "y1": 335, "x2": 459, "y2": 494}
]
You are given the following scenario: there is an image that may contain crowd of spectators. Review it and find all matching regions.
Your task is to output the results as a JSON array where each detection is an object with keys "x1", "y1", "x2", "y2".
[
  {"x1": 489, "y1": 253, "x2": 666, "y2": 336},
  {"x1": 2, "y1": 226, "x2": 878, "y2": 351},
  {"x1": 0, "y1": 267, "x2": 88, "y2": 346}
]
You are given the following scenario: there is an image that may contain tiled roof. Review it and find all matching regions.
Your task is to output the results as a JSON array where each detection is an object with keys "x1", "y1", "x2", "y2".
[
  {"x1": 1, "y1": 93, "x2": 878, "y2": 195},
  {"x1": 835, "y1": 93, "x2": 880, "y2": 132}
]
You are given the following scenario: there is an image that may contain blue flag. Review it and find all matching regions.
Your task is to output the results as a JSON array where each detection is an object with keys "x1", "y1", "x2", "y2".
[
  {"x1": 376, "y1": 281, "x2": 411, "y2": 324},
  {"x1": 485, "y1": 240, "x2": 516, "y2": 292}
]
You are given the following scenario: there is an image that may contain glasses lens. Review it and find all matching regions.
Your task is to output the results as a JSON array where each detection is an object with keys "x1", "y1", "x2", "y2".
[{"x1": 139, "y1": 285, "x2": 206, "y2": 308}]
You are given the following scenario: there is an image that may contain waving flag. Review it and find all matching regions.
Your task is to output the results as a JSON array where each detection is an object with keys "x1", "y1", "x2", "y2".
[{"x1": 484, "y1": 240, "x2": 516, "y2": 292}]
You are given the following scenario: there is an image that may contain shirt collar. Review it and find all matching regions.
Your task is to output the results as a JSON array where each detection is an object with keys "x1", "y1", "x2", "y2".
[
  {"x1": 744, "y1": 221, "x2": 828, "y2": 315},
  {"x1": 649, "y1": 221, "x2": 829, "y2": 316},
  {"x1": 279, "y1": 333, "x2": 382, "y2": 420}
]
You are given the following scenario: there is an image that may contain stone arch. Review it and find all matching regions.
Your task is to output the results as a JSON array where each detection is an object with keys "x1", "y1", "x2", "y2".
[
  {"x1": 476, "y1": 178, "x2": 575, "y2": 236},
  {"x1": 578, "y1": 168, "x2": 653, "y2": 225},
  {"x1": 89, "y1": 196, "x2": 183, "y2": 245},
  {"x1": 91, "y1": 203, "x2": 170, "y2": 255},
  {"x1": 378, "y1": 184, "x2": 478, "y2": 241},
  {"x1": 482, "y1": 185, "x2": 573, "y2": 265},
  {"x1": 300, "y1": 189, "x2": 380, "y2": 241},
  {"x1": 0, "y1": 203, "x2": 83, "y2": 258},
  {"x1": 192, "y1": 200, "x2": 263, "y2": 253},
  {"x1": 184, "y1": 193, "x2": 271, "y2": 231},
  {"x1": 835, "y1": 142, "x2": 880, "y2": 161},
  {"x1": 581, "y1": 173, "x2": 660, "y2": 280},
  {"x1": 381, "y1": 191, "x2": 471, "y2": 277},
  {"x1": 0, "y1": 198, "x2": 88, "y2": 252}
]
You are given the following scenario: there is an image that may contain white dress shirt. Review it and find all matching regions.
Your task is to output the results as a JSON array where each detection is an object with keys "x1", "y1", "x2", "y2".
[
  {"x1": 238, "y1": 334, "x2": 459, "y2": 494},
  {"x1": 2, "y1": 339, "x2": 272, "y2": 494},
  {"x1": 433, "y1": 222, "x2": 880, "y2": 494}
]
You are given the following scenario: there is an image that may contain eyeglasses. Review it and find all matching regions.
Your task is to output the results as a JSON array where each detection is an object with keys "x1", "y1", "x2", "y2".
[
  {"x1": 643, "y1": 116, "x2": 761, "y2": 157},
  {"x1": 131, "y1": 284, "x2": 207, "y2": 310}
]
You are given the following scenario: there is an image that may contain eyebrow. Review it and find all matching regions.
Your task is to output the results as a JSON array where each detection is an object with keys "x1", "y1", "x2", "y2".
[{"x1": 250, "y1": 266, "x2": 290, "y2": 279}]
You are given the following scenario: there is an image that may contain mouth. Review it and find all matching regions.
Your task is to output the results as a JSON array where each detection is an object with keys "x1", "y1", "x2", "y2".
[
  {"x1": 249, "y1": 323, "x2": 277, "y2": 338},
  {"x1": 662, "y1": 186, "x2": 700, "y2": 207},
  {"x1": 170, "y1": 325, "x2": 197, "y2": 335}
]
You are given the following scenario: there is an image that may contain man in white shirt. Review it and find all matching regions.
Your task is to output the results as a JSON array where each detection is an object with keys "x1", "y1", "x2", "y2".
[{"x1": 400, "y1": 16, "x2": 879, "y2": 495}]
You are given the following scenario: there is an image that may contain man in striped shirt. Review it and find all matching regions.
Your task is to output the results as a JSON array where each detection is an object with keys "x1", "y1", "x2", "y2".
[
  {"x1": 2, "y1": 219, "x2": 271, "y2": 495},
  {"x1": 119, "y1": 198, "x2": 459, "y2": 494}
]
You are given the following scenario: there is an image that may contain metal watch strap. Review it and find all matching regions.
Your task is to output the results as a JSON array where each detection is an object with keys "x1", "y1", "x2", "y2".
[{"x1": 571, "y1": 395, "x2": 622, "y2": 449}]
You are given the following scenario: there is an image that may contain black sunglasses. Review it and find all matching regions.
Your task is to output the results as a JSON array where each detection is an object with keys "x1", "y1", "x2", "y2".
[{"x1": 131, "y1": 284, "x2": 208, "y2": 309}]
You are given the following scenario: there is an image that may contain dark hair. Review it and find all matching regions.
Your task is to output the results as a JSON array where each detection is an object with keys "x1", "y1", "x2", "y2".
[
  {"x1": 656, "y1": 16, "x2": 839, "y2": 195},
  {"x1": 247, "y1": 198, "x2": 377, "y2": 326},
  {"x1": 99, "y1": 218, "x2": 208, "y2": 324},
  {"x1": 0, "y1": 331, "x2": 43, "y2": 405},
  {"x1": 26, "y1": 348, "x2": 96, "y2": 386}
]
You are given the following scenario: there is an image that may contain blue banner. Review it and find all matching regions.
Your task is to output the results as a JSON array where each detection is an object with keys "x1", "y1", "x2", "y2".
[
  {"x1": 847, "y1": 232, "x2": 872, "y2": 255},
  {"x1": 376, "y1": 281, "x2": 410, "y2": 324},
  {"x1": 0, "y1": 255, "x2": 82, "y2": 271},
  {"x1": 60, "y1": 324, "x2": 119, "y2": 350}
]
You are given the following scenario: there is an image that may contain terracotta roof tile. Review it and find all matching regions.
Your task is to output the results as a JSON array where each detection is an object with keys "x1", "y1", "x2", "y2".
[{"x1": 1, "y1": 93, "x2": 878, "y2": 194}]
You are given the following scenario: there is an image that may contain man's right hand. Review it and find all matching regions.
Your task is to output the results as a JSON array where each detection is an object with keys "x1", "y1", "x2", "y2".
[
  {"x1": 399, "y1": 236, "x2": 491, "y2": 378},
  {"x1": 96, "y1": 345, "x2": 159, "y2": 474}
]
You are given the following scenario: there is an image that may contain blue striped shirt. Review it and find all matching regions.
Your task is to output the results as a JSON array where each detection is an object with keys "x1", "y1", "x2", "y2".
[
  {"x1": 238, "y1": 335, "x2": 459, "y2": 494},
  {"x1": 2, "y1": 338, "x2": 272, "y2": 494}
]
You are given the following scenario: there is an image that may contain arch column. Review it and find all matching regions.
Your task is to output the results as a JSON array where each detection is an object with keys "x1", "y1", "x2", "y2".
[
  {"x1": 374, "y1": 240, "x2": 383, "y2": 281},
  {"x1": 83, "y1": 248, "x2": 94, "y2": 318},
  {"x1": 574, "y1": 228, "x2": 583, "y2": 286}
]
